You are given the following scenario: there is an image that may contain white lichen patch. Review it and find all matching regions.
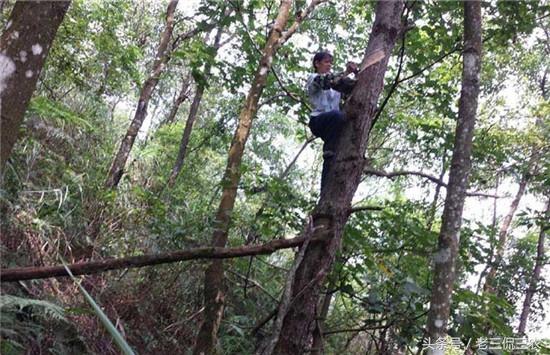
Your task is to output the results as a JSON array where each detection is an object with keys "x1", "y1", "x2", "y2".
[
  {"x1": 259, "y1": 67, "x2": 268, "y2": 76},
  {"x1": 32, "y1": 44, "x2": 43, "y2": 55},
  {"x1": 433, "y1": 247, "x2": 451, "y2": 264},
  {"x1": 434, "y1": 319, "x2": 444, "y2": 328},
  {"x1": 19, "y1": 50, "x2": 27, "y2": 62},
  {"x1": 25, "y1": 70, "x2": 33, "y2": 78},
  {"x1": 0, "y1": 54, "x2": 16, "y2": 92}
]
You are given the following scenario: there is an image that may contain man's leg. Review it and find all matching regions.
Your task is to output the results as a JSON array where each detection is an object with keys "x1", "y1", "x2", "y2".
[
  {"x1": 321, "y1": 110, "x2": 345, "y2": 155},
  {"x1": 308, "y1": 110, "x2": 345, "y2": 191}
]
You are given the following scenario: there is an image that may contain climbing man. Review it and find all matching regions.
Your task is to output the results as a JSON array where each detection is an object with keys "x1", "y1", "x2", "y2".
[{"x1": 306, "y1": 51, "x2": 358, "y2": 191}]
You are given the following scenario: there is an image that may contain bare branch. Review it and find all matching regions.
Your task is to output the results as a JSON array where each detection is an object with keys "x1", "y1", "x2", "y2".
[
  {"x1": 323, "y1": 325, "x2": 388, "y2": 336},
  {"x1": 227, "y1": 268, "x2": 278, "y2": 302},
  {"x1": 270, "y1": 66, "x2": 311, "y2": 109},
  {"x1": 363, "y1": 168, "x2": 501, "y2": 198},
  {"x1": 348, "y1": 205, "x2": 384, "y2": 214},
  {"x1": 1, "y1": 234, "x2": 327, "y2": 282}
]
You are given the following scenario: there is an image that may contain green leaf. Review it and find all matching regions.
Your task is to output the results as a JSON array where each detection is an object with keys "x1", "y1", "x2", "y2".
[{"x1": 62, "y1": 263, "x2": 136, "y2": 355}]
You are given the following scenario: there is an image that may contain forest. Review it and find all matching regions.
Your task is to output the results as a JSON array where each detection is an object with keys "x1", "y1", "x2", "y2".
[{"x1": 0, "y1": 0, "x2": 549, "y2": 354}]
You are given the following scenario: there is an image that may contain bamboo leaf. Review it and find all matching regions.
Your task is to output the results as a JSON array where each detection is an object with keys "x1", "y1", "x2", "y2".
[{"x1": 62, "y1": 263, "x2": 136, "y2": 355}]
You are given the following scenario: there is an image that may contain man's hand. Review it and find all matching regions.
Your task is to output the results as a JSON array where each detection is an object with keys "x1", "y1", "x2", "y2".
[{"x1": 345, "y1": 61, "x2": 359, "y2": 75}]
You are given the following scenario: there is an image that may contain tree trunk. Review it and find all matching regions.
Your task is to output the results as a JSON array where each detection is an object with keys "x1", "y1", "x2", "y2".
[
  {"x1": 483, "y1": 166, "x2": 531, "y2": 293},
  {"x1": 311, "y1": 288, "x2": 334, "y2": 354},
  {"x1": 425, "y1": 1, "x2": 481, "y2": 348},
  {"x1": 426, "y1": 154, "x2": 447, "y2": 231},
  {"x1": 104, "y1": 0, "x2": 178, "y2": 188},
  {"x1": 482, "y1": 148, "x2": 540, "y2": 294},
  {"x1": 0, "y1": 0, "x2": 70, "y2": 169},
  {"x1": 168, "y1": 29, "x2": 223, "y2": 186},
  {"x1": 272, "y1": 2, "x2": 404, "y2": 353},
  {"x1": 192, "y1": 2, "x2": 294, "y2": 353},
  {"x1": 192, "y1": 0, "x2": 325, "y2": 351},
  {"x1": 162, "y1": 75, "x2": 191, "y2": 125},
  {"x1": 517, "y1": 198, "x2": 549, "y2": 335}
]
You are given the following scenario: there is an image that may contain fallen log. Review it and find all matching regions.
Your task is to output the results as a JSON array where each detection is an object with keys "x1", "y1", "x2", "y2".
[{"x1": 1, "y1": 235, "x2": 323, "y2": 282}]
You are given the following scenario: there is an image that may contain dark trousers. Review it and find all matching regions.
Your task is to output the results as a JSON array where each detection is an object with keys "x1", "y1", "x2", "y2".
[{"x1": 308, "y1": 110, "x2": 346, "y2": 191}]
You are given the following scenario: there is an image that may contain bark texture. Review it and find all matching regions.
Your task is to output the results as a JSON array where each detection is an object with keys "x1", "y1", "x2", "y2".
[
  {"x1": 517, "y1": 198, "x2": 549, "y2": 335},
  {"x1": 168, "y1": 29, "x2": 223, "y2": 186},
  {"x1": 193, "y1": 1, "x2": 325, "y2": 352},
  {"x1": 104, "y1": 0, "x2": 178, "y2": 188},
  {"x1": 0, "y1": 0, "x2": 70, "y2": 168},
  {"x1": 425, "y1": 0, "x2": 481, "y2": 346},
  {"x1": 272, "y1": 2, "x2": 404, "y2": 353}
]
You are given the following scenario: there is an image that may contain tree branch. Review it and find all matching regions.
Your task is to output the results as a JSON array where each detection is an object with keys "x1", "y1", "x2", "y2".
[
  {"x1": 277, "y1": 0, "x2": 327, "y2": 46},
  {"x1": 322, "y1": 325, "x2": 388, "y2": 336},
  {"x1": 0, "y1": 235, "x2": 327, "y2": 282},
  {"x1": 363, "y1": 168, "x2": 501, "y2": 198},
  {"x1": 370, "y1": 10, "x2": 409, "y2": 131},
  {"x1": 348, "y1": 205, "x2": 384, "y2": 214},
  {"x1": 270, "y1": 66, "x2": 311, "y2": 110}
]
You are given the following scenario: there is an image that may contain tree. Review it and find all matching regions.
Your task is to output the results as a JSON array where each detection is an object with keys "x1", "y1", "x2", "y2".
[
  {"x1": 425, "y1": 0, "x2": 482, "y2": 347},
  {"x1": 270, "y1": 1, "x2": 405, "y2": 353},
  {"x1": 104, "y1": 0, "x2": 178, "y2": 188},
  {"x1": 192, "y1": 2, "x2": 293, "y2": 352},
  {"x1": 518, "y1": 198, "x2": 549, "y2": 335},
  {"x1": 168, "y1": 28, "x2": 223, "y2": 186},
  {"x1": 193, "y1": 0, "x2": 325, "y2": 352},
  {"x1": 0, "y1": 0, "x2": 70, "y2": 168},
  {"x1": 482, "y1": 151, "x2": 537, "y2": 293}
]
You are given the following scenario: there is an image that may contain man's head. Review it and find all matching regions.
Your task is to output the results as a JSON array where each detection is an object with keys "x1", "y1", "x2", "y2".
[{"x1": 313, "y1": 51, "x2": 333, "y2": 74}]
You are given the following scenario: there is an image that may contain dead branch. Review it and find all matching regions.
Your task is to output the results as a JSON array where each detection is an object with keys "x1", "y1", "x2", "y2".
[
  {"x1": 0, "y1": 235, "x2": 326, "y2": 282},
  {"x1": 363, "y1": 168, "x2": 501, "y2": 198}
]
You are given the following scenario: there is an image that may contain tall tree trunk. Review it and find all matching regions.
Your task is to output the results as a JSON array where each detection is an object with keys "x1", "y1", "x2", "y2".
[
  {"x1": 192, "y1": 2, "x2": 294, "y2": 353},
  {"x1": 483, "y1": 164, "x2": 532, "y2": 293},
  {"x1": 168, "y1": 28, "x2": 223, "y2": 186},
  {"x1": 104, "y1": 0, "x2": 178, "y2": 188},
  {"x1": 517, "y1": 198, "x2": 549, "y2": 335},
  {"x1": 272, "y1": 2, "x2": 404, "y2": 353},
  {"x1": 162, "y1": 75, "x2": 191, "y2": 126},
  {"x1": 193, "y1": 1, "x2": 324, "y2": 352},
  {"x1": 425, "y1": 1, "x2": 481, "y2": 349},
  {"x1": 0, "y1": 0, "x2": 70, "y2": 169}
]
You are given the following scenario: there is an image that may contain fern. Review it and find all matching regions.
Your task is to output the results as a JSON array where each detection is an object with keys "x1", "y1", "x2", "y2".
[
  {"x1": 0, "y1": 295, "x2": 66, "y2": 322},
  {"x1": 28, "y1": 96, "x2": 94, "y2": 131}
]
